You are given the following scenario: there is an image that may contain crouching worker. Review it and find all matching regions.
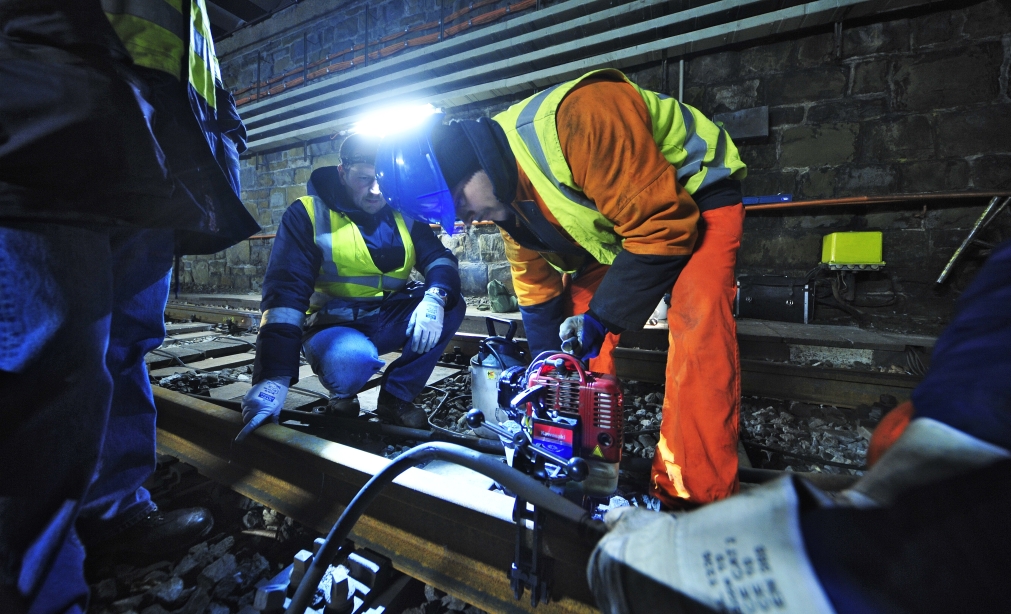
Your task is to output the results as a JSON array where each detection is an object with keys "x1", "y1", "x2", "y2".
[
  {"x1": 237, "y1": 134, "x2": 465, "y2": 440},
  {"x1": 587, "y1": 238, "x2": 1011, "y2": 613}
]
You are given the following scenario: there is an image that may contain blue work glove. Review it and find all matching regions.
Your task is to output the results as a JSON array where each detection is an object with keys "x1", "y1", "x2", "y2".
[
  {"x1": 407, "y1": 290, "x2": 445, "y2": 354},
  {"x1": 559, "y1": 312, "x2": 606, "y2": 360},
  {"x1": 235, "y1": 376, "x2": 289, "y2": 442}
]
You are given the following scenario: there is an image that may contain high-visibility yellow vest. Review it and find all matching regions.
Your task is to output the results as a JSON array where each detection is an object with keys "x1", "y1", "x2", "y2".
[
  {"x1": 102, "y1": 0, "x2": 220, "y2": 110},
  {"x1": 298, "y1": 196, "x2": 415, "y2": 308},
  {"x1": 493, "y1": 68, "x2": 746, "y2": 268}
]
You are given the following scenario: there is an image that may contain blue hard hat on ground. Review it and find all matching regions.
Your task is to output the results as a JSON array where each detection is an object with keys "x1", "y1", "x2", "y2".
[{"x1": 375, "y1": 118, "x2": 459, "y2": 235}]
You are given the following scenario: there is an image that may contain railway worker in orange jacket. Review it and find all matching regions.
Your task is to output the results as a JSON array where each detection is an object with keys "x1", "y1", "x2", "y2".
[{"x1": 376, "y1": 68, "x2": 747, "y2": 507}]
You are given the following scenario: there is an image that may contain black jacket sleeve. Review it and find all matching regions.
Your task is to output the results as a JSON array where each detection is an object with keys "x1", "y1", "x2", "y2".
[
  {"x1": 410, "y1": 222, "x2": 461, "y2": 308},
  {"x1": 252, "y1": 203, "x2": 319, "y2": 385},
  {"x1": 589, "y1": 251, "x2": 689, "y2": 333}
]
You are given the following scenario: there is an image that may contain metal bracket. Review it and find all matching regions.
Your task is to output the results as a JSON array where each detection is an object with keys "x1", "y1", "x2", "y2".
[
  {"x1": 511, "y1": 498, "x2": 552, "y2": 607},
  {"x1": 936, "y1": 195, "x2": 1011, "y2": 284}
]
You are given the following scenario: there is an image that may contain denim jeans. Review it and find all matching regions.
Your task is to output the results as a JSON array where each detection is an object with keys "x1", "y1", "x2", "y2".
[
  {"x1": 0, "y1": 223, "x2": 173, "y2": 614},
  {"x1": 303, "y1": 292, "x2": 467, "y2": 401}
]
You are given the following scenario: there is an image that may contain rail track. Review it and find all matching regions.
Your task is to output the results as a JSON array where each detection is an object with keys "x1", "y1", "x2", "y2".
[{"x1": 153, "y1": 297, "x2": 928, "y2": 612}]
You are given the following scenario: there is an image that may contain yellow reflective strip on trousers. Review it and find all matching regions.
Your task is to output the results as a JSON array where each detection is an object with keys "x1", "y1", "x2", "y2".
[{"x1": 104, "y1": 13, "x2": 184, "y2": 77}]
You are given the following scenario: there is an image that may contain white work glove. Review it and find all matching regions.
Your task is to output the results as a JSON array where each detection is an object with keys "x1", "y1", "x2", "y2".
[
  {"x1": 840, "y1": 417, "x2": 1010, "y2": 509},
  {"x1": 407, "y1": 291, "x2": 445, "y2": 354},
  {"x1": 235, "y1": 376, "x2": 289, "y2": 442},
  {"x1": 588, "y1": 477, "x2": 836, "y2": 614}
]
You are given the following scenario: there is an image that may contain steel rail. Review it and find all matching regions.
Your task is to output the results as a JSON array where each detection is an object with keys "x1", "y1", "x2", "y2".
[
  {"x1": 156, "y1": 300, "x2": 921, "y2": 408},
  {"x1": 152, "y1": 387, "x2": 601, "y2": 614}
]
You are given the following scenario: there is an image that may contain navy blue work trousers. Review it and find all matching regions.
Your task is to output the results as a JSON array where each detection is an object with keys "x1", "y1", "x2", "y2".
[
  {"x1": 303, "y1": 292, "x2": 467, "y2": 402},
  {"x1": 0, "y1": 223, "x2": 173, "y2": 614}
]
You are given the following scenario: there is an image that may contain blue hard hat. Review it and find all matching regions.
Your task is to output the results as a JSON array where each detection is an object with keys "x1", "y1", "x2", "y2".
[{"x1": 375, "y1": 118, "x2": 459, "y2": 235}]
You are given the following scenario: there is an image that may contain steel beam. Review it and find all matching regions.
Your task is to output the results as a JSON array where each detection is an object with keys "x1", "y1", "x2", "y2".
[
  {"x1": 243, "y1": 0, "x2": 946, "y2": 151},
  {"x1": 153, "y1": 387, "x2": 600, "y2": 614}
]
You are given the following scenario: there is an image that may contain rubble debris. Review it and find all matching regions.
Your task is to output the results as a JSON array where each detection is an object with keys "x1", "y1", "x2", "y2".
[{"x1": 84, "y1": 477, "x2": 488, "y2": 614}]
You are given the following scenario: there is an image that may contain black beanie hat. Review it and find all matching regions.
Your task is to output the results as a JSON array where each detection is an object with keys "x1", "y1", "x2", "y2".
[
  {"x1": 339, "y1": 132, "x2": 380, "y2": 166},
  {"x1": 430, "y1": 122, "x2": 482, "y2": 191}
]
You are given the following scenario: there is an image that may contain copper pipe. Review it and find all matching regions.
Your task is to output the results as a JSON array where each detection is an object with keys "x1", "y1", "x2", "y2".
[
  {"x1": 746, "y1": 191, "x2": 1009, "y2": 211},
  {"x1": 244, "y1": 192, "x2": 1007, "y2": 241}
]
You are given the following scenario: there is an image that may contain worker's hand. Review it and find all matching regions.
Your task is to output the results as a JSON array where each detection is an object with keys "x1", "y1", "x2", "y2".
[
  {"x1": 559, "y1": 312, "x2": 606, "y2": 360},
  {"x1": 235, "y1": 376, "x2": 289, "y2": 442},
  {"x1": 407, "y1": 292, "x2": 445, "y2": 354},
  {"x1": 589, "y1": 479, "x2": 836, "y2": 614}
]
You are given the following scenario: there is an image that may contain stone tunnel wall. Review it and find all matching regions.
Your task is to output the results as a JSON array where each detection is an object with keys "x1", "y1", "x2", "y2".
[{"x1": 180, "y1": 0, "x2": 1011, "y2": 331}]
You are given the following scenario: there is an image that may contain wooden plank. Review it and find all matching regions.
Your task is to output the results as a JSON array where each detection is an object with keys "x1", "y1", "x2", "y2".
[
  {"x1": 612, "y1": 348, "x2": 921, "y2": 408},
  {"x1": 145, "y1": 338, "x2": 254, "y2": 369},
  {"x1": 149, "y1": 352, "x2": 256, "y2": 379},
  {"x1": 164, "y1": 303, "x2": 258, "y2": 328},
  {"x1": 164, "y1": 331, "x2": 220, "y2": 342},
  {"x1": 622, "y1": 320, "x2": 937, "y2": 354},
  {"x1": 165, "y1": 322, "x2": 214, "y2": 335},
  {"x1": 173, "y1": 293, "x2": 262, "y2": 311},
  {"x1": 740, "y1": 359, "x2": 918, "y2": 408}
]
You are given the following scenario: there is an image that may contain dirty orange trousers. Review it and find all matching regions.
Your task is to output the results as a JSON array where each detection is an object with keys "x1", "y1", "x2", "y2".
[
  {"x1": 649, "y1": 203, "x2": 745, "y2": 506},
  {"x1": 564, "y1": 205, "x2": 744, "y2": 506}
]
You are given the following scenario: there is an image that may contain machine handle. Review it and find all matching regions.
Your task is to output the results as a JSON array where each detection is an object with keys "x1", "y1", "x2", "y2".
[
  {"x1": 542, "y1": 352, "x2": 587, "y2": 383},
  {"x1": 485, "y1": 316, "x2": 518, "y2": 341},
  {"x1": 465, "y1": 409, "x2": 587, "y2": 482}
]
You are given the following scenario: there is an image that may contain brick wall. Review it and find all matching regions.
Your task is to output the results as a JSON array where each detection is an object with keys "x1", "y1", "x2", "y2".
[{"x1": 180, "y1": 0, "x2": 1011, "y2": 331}]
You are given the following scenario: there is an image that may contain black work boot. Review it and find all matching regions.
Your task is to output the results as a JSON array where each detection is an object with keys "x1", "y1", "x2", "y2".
[
  {"x1": 96, "y1": 505, "x2": 214, "y2": 556},
  {"x1": 327, "y1": 395, "x2": 361, "y2": 418},
  {"x1": 376, "y1": 390, "x2": 429, "y2": 429}
]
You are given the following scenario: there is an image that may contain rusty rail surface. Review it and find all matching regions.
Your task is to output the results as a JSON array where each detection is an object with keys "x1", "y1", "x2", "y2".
[{"x1": 153, "y1": 387, "x2": 600, "y2": 614}]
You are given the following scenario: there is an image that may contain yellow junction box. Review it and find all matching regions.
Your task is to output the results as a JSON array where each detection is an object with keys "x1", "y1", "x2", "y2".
[{"x1": 821, "y1": 231, "x2": 885, "y2": 269}]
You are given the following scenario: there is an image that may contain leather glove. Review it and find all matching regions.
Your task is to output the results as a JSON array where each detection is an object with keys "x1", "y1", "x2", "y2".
[
  {"x1": 589, "y1": 478, "x2": 836, "y2": 614},
  {"x1": 407, "y1": 291, "x2": 445, "y2": 354},
  {"x1": 559, "y1": 312, "x2": 606, "y2": 360},
  {"x1": 235, "y1": 376, "x2": 289, "y2": 442}
]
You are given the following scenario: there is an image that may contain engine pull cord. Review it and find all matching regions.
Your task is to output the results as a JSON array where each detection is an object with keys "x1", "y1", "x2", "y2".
[{"x1": 283, "y1": 441, "x2": 604, "y2": 614}]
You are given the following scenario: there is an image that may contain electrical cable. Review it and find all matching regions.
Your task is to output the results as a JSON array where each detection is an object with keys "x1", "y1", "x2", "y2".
[{"x1": 282, "y1": 442, "x2": 604, "y2": 614}]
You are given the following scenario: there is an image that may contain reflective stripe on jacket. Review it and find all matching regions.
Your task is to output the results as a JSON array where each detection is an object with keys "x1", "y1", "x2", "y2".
[
  {"x1": 298, "y1": 196, "x2": 415, "y2": 310},
  {"x1": 102, "y1": 0, "x2": 219, "y2": 108},
  {"x1": 492, "y1": 68, "x2": 746, "y2": 267}
]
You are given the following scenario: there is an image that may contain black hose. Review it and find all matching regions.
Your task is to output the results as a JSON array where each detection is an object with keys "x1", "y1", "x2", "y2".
[{"x1": 283, "y1": 442, "x2": 604, "y2": 614}]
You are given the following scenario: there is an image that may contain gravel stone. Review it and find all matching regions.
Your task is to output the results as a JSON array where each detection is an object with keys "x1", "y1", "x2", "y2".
[
  {"x1": 209, "y1": 535, "x2": 235, "y2": 558},
  {"x1": 207, "y1": 602, "x2": 230, "y2": 614},
  {"x1": 178, "y1": 586, "x2": 211, "y2": 614},
  {"x1": 199, "y1": 554, "x2": 238, "y2": 588},
  {"x1": 93, "y1": 578, "x2": 118, "y2": 602},
  {"x1": 150, "y1": 577, "x2": 185, "y2": 606},
  {"x1": 442, "y1": 593, "x2": 468, "y2": 611},
  {"x1": 109, "y1": 594, "x2": 144, "y2": 613}
]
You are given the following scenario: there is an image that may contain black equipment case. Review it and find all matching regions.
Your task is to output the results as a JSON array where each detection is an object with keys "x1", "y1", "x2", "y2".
[{"x1": 734, "y1": 276, "x2": 813, "y2": 324}]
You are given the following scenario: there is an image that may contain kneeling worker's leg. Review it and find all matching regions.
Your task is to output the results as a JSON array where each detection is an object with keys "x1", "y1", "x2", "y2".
[
  {"x1": 378, "y1": 295, "x2": 466, "y2": 402},
  {"x1": 303, "y1": 326, "x2": 384, "y2": 398},
  {"x1": 651, "y1": 204, "x2": 744, "y2": 507}
]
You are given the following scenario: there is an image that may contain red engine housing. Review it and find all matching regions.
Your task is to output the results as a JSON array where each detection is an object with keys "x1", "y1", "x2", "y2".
[{"x1": 525, "y1": 354, "x2": 624, "y2": 463}]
